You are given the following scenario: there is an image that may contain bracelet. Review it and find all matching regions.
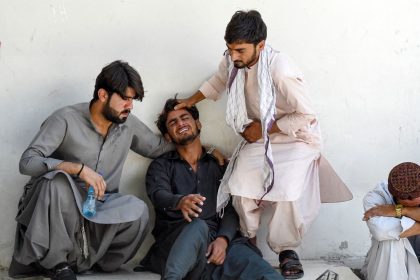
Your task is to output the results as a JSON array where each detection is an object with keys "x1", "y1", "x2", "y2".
[
  {"x1": 77, "y1": 163, "x2": 85, "y2": 177},
  {"x1": 395, "y1": 204, "x2": 403, "y2": 218}
]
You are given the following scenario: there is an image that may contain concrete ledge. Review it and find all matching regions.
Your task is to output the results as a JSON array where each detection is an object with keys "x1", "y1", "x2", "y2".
[{"x1": 0, "y1": 260, "x2": 361, "y2": 280}]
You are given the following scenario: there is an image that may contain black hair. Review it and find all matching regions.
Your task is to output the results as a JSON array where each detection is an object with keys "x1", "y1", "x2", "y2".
[
  {"x1": 156, "y1": 98, "x2": 199, "y2": 135},
  {"x1": 224, "y1": 10, "x2": 267, "y2": 45},
  {"x1": 92, "y1": 60, "x2": 144, "y2": 102}
]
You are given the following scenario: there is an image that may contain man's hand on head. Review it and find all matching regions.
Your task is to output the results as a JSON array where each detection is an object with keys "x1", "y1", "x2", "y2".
[
  {"x1": 206, "y1": 237, "x2": 228, "y2": 265},
  {"x1": 363, "y1": 204, "x2": 396, "y2": 221},
  {"x1": 241, "y1": 121, "x2": 262, "y2": 143},
  {"x1": 176, "y1": 194, "x2": 206, "y2": 222}
]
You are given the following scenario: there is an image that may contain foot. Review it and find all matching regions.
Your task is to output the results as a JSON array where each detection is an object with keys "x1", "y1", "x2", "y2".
[
  {"x1": 51, "y1": 263, "x2": 77, "y2": 280},
  {"x1": 8, "y1": 258, "x2": 48, "y2": 278},
  {"x1": 279, "y1": 250, "x2": 304, "y2": 279}
]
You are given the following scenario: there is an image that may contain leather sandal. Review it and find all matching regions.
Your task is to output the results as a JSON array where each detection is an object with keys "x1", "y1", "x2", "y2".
[{"x1": 279, "y1": 250, "x2": 304, "y2": 279}]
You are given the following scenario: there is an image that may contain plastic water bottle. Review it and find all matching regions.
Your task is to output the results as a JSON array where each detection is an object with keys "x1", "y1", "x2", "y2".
[{"x1": 82, "y1": 186, "x2": 97, "y2": 217}]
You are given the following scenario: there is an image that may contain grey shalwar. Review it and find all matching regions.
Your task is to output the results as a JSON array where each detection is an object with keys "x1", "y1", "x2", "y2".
[{"x1": 11, "y1": 103, "x2": 171, "y2": 274}]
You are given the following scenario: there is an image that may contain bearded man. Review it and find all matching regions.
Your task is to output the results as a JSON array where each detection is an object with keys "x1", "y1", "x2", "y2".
[
  {"x1": 137, "y1": 98, "x2": 282, "y2": 280},
  {"x1": 176, "y1": 10, "x2": 352, "y2": 279},
  {"x1": 9, "y1": 60, "x2": 173, "y2": 280}
]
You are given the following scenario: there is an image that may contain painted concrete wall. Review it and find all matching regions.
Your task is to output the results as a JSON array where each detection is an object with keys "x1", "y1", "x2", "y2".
[{"x1": 1, "y1": 0, "x2": 420, "y2": 268}]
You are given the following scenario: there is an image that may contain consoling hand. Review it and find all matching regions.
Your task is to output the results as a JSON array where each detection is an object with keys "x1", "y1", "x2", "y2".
[
  {"x1": 176, "y1": 194, "x2": 206, "y2": 222},
  {"x1": 363, "y1": 204, "x2": 396, "y2": 221},
  {"x1": 206, "y1": 237, "x2": 228, "y2": 265}
]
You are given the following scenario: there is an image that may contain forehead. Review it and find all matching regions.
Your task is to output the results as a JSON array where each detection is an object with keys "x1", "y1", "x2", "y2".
[
  {"x1": 226, "y1": 42, "x2": 255, "y2": 50},
  {"x1": 123, "y1": 87, "x2": 136, "y2": 97},
  {"x1": 166, "y1": 109, "x2": 192, "y2": 122}
]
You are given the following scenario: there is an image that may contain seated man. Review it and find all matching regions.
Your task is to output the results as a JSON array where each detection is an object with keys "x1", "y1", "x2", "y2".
[
  {"x1": 136, "y1": 98, "x2": 282, "y2": 279},
  {"x1": 362, "y1": 162, "x2": 420, "y2": 280},
  {"x1": 9, "y1": 61, "x2": 173, "y2": 280}
]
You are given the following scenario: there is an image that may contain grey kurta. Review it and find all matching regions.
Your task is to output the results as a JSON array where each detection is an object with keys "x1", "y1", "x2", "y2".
[{"x1": 12, "y1": 102, "x2": 171, "y2": 273}]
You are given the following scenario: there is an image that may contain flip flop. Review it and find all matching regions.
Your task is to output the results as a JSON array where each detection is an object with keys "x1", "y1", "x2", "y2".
[{"x1": 279, "y1": 250, "x2": 304, "y2": 279}]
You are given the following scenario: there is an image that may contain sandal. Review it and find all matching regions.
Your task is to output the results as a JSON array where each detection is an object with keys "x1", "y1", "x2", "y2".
[{"x1": 279, "y1": 250, "x2": 304, "y2": 279}]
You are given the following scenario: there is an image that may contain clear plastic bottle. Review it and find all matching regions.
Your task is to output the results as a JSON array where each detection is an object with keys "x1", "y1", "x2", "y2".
[{"x1": 82, "y1": 186, "x2": 96, "y2": 217}]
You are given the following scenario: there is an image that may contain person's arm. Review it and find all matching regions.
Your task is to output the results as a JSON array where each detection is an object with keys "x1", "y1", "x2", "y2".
[
  {"x1": 129, "y1": 115, "x2": 174, "y2": 159},
  {"x1": 19, "y1": 113, "x2": 107, "y2": 198},
  {"x1": 146, "y1": 159, "x2": 206, "y2": 222},
  {"x1": 363, "y1": 183, "x2": 415, "y2": 241},
  {"x1": 174, "y1": 91, "x2": 206, "y2": 110},
  {"x1": 400, "y1": 222, "x2": 420, "y2": 238},
  {"x1": 146, "y1": 159, "x2": 183, "y2": 210},
  {"x1": 206, "y1": 201, "x2": 239, "y2": 266},
  {"x1": 271, "y1": 55, "x2": 318, "y2": 143},
  {"x1": 19, "y1": 114, "x2": 66, "y2": 177},
  {"x1": 240, "y1": 120, "x2": 281, "y2": 143}
]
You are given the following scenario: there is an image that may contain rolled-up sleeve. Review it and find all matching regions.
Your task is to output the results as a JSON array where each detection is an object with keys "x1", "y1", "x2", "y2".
[{"x1": 19, "y1": 114, "x2": 66, "y2": 177}]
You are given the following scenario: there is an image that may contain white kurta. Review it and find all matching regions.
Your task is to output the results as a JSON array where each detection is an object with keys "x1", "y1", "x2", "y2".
[
  {"x1": 200, "y1": 50, "x2": 321, "y2": 202},
  {"x1": 362, "y1": 181, "x2": 420, "y2": 280}
]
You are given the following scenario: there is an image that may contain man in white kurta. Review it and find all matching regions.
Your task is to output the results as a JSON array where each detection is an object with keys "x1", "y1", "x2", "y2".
[
  {"x1": 362, "y1": 162, "x2": 420, "y2": 280},
  {"x1": 176, "y1": 10, "x2": 323, "y2": 278}
]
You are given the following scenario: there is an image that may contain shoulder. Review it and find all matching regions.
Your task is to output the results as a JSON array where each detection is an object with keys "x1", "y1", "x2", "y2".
[
  {"x1": 148, "y1": 151, "x2": 178, "y2": 169},
  {"x1": 41, "y1": 103, "x2": 88, "y2": 126},
  {"x1": 268, "y1": 48, "x2": 304, "y2": 80},
  {"x1": 364, "y1": 181, "x2": 392, "y2": 205},
  {"x1": 49, "y1": 103, "x2": 88, "y2": 120}
]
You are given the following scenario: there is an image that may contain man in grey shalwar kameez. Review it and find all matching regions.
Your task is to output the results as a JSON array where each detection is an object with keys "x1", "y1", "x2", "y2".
[{"x1": 9, "y1": 60, "x2": 172, "y2": 280}]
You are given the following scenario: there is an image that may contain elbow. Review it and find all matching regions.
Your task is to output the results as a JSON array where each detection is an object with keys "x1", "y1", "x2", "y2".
[{"x1": 19, "y1": 158, "x2": 31, "y2": 175}]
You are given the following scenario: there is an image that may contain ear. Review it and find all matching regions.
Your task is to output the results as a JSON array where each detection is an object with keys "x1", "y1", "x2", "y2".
[
  {"x1": 164, "y1": 133, "x2": 172, "y2": 142},
  {"x1": 98, "y1": 89, "x2": 108, "y2": 102},
  {"x1": 257, "y1": 40, "x2": 265, "y2": 51},
  {"x1": 196, "y1": 119, "x2": 202, "y2": 130}
]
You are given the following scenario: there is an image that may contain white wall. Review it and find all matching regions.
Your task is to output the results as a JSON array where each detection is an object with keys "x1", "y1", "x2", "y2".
[{"x1": 1, "y1": 0, "x2": 420, "y2": 268}]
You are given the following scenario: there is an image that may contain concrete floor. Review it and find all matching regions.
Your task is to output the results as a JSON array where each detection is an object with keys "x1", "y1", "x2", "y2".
[{"x1": 0, "y1": 260, "x2": 361, "y2": 280}]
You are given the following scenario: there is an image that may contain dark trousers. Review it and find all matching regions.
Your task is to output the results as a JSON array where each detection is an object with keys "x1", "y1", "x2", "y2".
[
  {"x1": 409, "y1": 234, "x2": 420, "y2": 262},
  {"x1": 163, "y1": 219, "x2": 209, "y2": 280}
]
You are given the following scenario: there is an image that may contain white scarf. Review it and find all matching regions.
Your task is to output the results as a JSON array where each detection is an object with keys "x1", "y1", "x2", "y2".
[{"x1": 217, "y1": 45, "x2": 277, "y2": 213}]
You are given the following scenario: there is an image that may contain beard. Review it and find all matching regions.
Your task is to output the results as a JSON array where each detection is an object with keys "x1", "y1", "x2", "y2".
[
  {"x1": 233, "y1": 47, "x2": 258, "y2": 69},
  {"x1": 103, "y1": 100, "x2": 130, "y2": 124},
  {"x1": 172, "y1": 129, "x2": 201, "y2": 145}
]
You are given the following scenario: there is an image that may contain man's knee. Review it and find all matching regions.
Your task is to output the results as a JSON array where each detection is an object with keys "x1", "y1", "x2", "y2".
[{"x1": 187, "y1": 219, "x2": 209, "y2": 238}]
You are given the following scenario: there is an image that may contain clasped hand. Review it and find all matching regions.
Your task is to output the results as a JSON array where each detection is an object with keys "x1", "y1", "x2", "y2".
[{"x1": 241, "y1": 121, "x2": 262, "y2": 143}]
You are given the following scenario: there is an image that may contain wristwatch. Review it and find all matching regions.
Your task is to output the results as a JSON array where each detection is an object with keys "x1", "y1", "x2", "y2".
[{"x1": 395, "y1": 204, "x2": 403, "y2": 218}]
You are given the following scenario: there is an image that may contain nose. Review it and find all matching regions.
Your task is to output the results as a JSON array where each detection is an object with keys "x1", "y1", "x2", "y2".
[
  {"x1": 125, "y1": 99, "x2": 133, "y2": 110},
  {"x1": 230, "y1": 51, "x2": 240, "y2": 61}
]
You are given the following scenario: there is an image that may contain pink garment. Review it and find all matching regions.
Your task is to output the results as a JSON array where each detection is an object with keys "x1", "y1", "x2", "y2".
[
  {"x1": 201, "y1": 50, "x2": 321, "y2": 199},
  {"x1": 200, "y1": 47, "x2": 351, "y2": 251}
]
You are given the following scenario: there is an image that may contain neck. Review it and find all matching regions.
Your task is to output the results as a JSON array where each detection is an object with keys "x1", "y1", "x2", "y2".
[
  {"x1": 176, "y1": 139, "x2": 203, "y2": 170},
  {"x1": 90, "y1": 101, "x2": 112, "y2": 137}
]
